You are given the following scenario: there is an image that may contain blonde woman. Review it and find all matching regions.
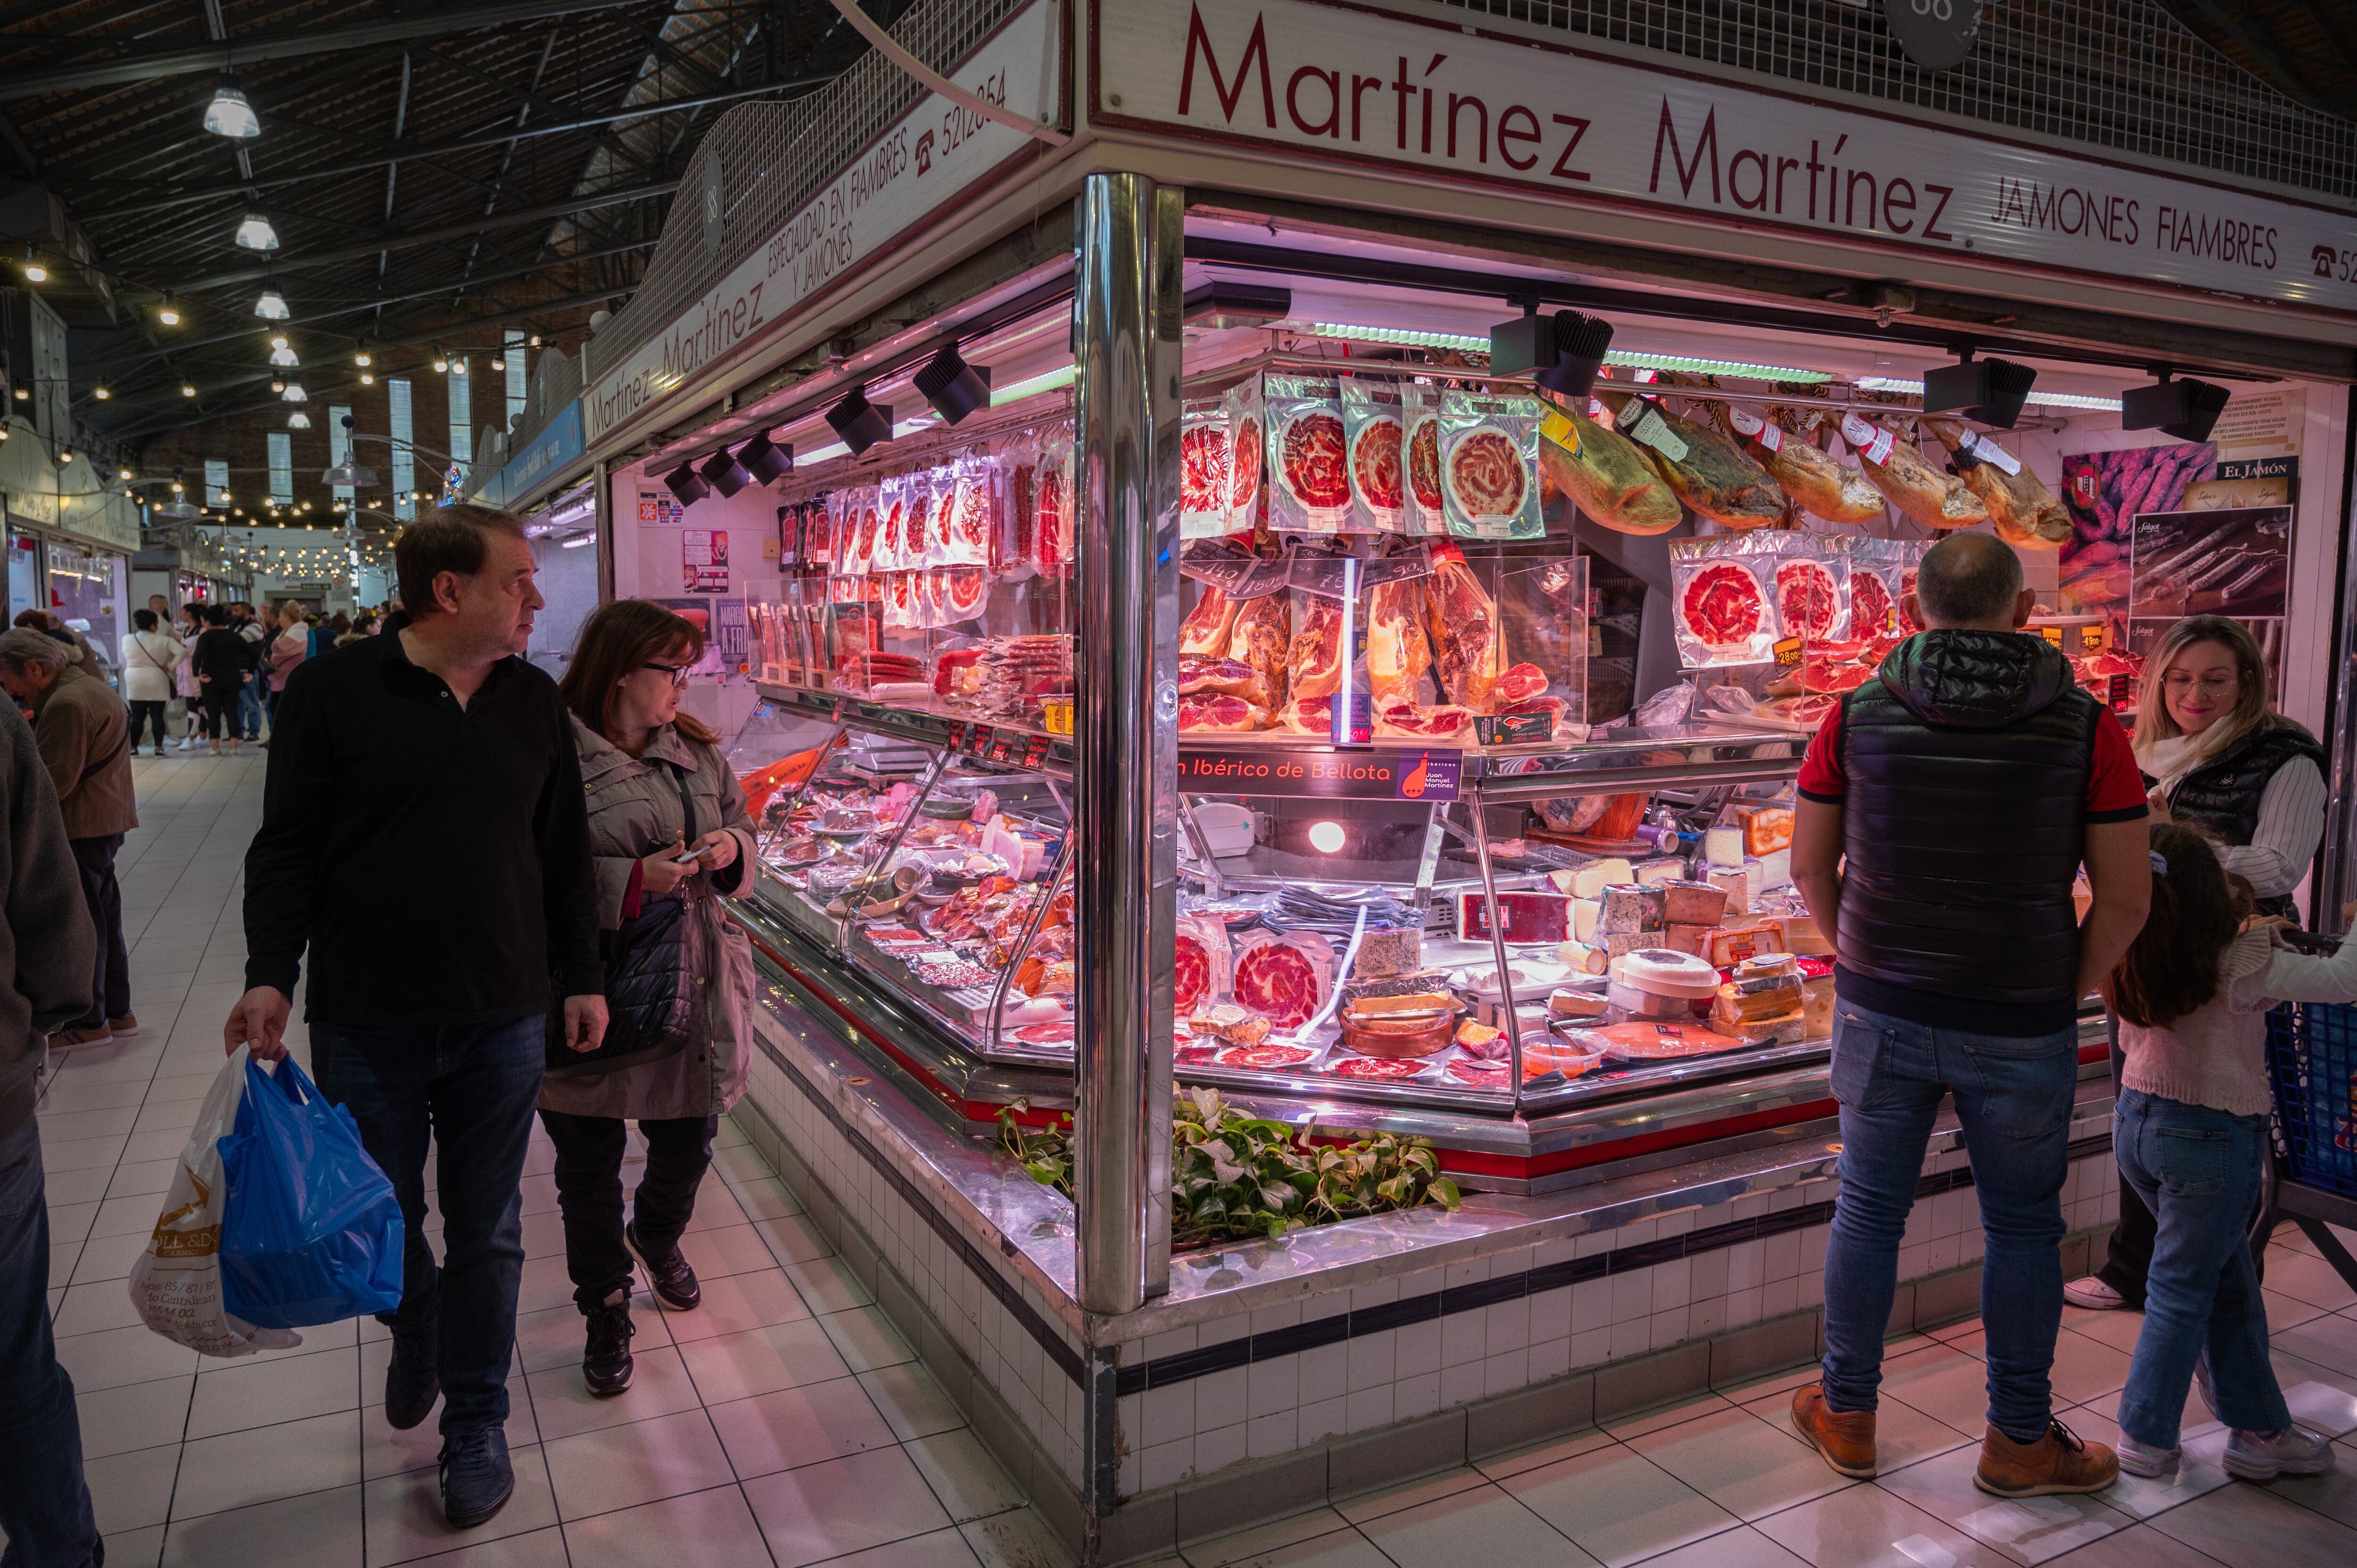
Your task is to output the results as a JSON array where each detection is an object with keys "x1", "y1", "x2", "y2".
[
  {"x1": 266, "y1": 599, "x2": 310, "y2": 734},
  {"x1": 2068, "y1": 613, "x2": 2323, "y2": 1317}
]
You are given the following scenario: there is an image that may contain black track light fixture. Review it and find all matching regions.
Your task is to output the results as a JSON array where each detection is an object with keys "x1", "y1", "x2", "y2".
[
  {"x1": 737, "y1": 430, "x2": 794, "y2": 484},
  {"x1": 662, "y1": 462, "x2": 712, "y2": 506},
  {"x1": 914, "y1": 344, "x2": 993, "y2": 426},
  {"x1": 825, "y1": 385, "x2": 893, "y2": 456},
  {"x1": 2122, "y1": 369, "x2": 2232, "y2": 443},
  {"x1": 1489, "y1": 307, "x2": 1615, "y2": 401},
  {"x1": 699, "y1": 444, "x2": 753, "y2": 498},
  {"x1": 1922, "y1": 348, "x2": 2038, "y2": 429}
]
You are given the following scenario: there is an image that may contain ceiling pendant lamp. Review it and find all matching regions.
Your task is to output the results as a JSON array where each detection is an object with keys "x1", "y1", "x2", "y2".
[
  {"x1": 282, "y1": 382, "x2": 308, "y2": 402},
  {"x1": 255, "y1": 289, "x2": 289, "y2": 319},
  {"x1": 288, "y1": 411, "x2": 311, "y2": 428},
  {"x1": 268, "y1": 339, "x2": 298, "y2": 368},
  {"x1": 234, "y1": 212, "x2": 280, "y2": 251},
  {"x1": 203, "y1": 70, "x2": 261, "y2": 139}
]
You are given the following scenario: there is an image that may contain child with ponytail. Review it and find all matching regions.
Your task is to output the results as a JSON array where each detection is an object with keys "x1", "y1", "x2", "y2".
[{"x1": 2104, "y1": 821, "x2": 2351, "y2": 1481}]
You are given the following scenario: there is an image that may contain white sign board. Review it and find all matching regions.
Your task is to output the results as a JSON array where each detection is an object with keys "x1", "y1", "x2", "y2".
[
  {"x1": 586, "y1": 0, "x2": 1064, "y2": 443},
  {"x1": 1096, "y1": 0, "x2": 2357, "y2": 316}
]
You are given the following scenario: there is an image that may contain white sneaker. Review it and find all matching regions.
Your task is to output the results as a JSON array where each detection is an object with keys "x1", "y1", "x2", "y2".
[
  {"x1": 2225, "y1": 1425, "x2": 2336, "y2": 1480},
  {"x1": 175, "y1": 737, "x2": 192, "y2": 751},
  {"x1": 2116, "y1": 1433, "x2": 2180, "y2": 1477},
  {"x1": 2063, "y1": 1276, "x2": 2129, "y2": 1310}
]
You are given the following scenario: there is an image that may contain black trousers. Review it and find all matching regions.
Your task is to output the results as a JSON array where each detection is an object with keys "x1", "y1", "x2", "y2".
[
  {"x1": 2096, "y1": 1018, "x2": 2273, "y2": 1306},
  {"x1": 537, "y1": 1108, "x2": 717, "y2": 1312},
  {"x1": 128, "y1": 699, "x2": 169, "y2": 749},
  {"x1": 68, "y1": 834, "x2": 127, "y2": 1030}
]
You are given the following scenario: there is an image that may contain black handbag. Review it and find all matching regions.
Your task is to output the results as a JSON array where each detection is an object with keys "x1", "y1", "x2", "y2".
[{"x1": 546, "y1": 761, "x2": 703, "y2": 1075}]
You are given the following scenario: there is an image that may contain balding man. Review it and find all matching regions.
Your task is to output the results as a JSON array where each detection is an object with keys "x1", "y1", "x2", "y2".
[{"x1": 1786, "y1": 531, "x2": 2148, "y2": 1498}]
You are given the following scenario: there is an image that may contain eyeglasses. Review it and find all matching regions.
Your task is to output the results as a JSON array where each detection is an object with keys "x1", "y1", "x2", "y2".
[
  {"x1": 640, "y1": 661, "x2": 689, "y2": 689},
  {"x1": 2162, "y1": 671, "x2": 2240, "y2": 696}
]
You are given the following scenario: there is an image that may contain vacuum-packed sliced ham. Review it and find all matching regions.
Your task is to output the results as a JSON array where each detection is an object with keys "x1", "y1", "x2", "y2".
[
  {"x1": 1366, "y1": 577, "x2": 1432, "y2": 707},
  {"x1": 1178, "y1": 656, "x2": 1265, "y2": 697},
  {"x1": 1422, "y1": 545, "x2": 1508, "y2": 711},
  {"x1": 1773, "y1": 551, "x2": 1846, "y2": 641},
  {"x1": 1673, "y1": 555, "x2": 1772, "y2": 662},
  {"x1": 1375, "y1": 703, "x2": 1475, "y2": 743},
  {"x1": 1180, "y1": 583, "x2": 1240, "y2": 656},
  {"x1": 1230, "y1": 930, "x2": 1335, "y2": 1030}
]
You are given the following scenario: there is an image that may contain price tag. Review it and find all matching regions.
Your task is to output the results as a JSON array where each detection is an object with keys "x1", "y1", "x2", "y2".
[
  {"x1": 1959, "y1": 429, "x2": 2023, "y2": 476},
  {"x1": 1726, "y1": 408, "x2": 1782, "y2": 452},
  {"x1": 1021, "y1": 734, "x2": 1052, "y2": 768},
  {"x1": 988, "y1": 729, "x2": 1021, "y2": 763},
  {"x1": 831, "y1": 697, "x2": 848, "y2": 722},
  {"x1": 1629, "y1": 406, "x2": 1690, "y2": 463},
  {"x1": 2039, "y1": 625, "x2": 2065, "y2": 647},
  {"x1": 1839, "y1": 412, "x2": 1895, "y2": 466},
  {"x1": 1773, "y1": 635, "x2": 1805, "y2": 667},
  {"x1": 1539, "y1": 407, "x2": 1580, "y2": 456},
  {"x1": 945, "y1": 719, "x2": 968, "y2": 749},
  {"x1": 2078, "y1": 624, "x2": 2105, "y2": 653}
]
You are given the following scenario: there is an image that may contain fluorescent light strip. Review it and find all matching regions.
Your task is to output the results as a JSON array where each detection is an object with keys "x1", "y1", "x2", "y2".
[
  {"x1": 991, "y1": 364, "x2": 1077, "y2": 404},
  {"x1": 1854, "y1": 376, "x2": 2123, "y2": 411},
  {"x1": 1299, "y1": 323, "x2": 1830, "y2": 383}
]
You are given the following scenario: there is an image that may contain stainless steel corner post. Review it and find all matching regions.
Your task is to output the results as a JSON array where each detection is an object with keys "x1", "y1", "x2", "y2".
[{"x1": 1073, "y1": 170, "x2": 1180, "y2": 1327}]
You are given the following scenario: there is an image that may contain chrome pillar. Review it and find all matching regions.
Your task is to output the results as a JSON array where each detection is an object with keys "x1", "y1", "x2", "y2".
[
  {"x1": 593, "y1": 459, "x2": 616, "y2": 605},
  {"x1": 1072, "y1": 172, "x2": 1180, "y2": 1321}
]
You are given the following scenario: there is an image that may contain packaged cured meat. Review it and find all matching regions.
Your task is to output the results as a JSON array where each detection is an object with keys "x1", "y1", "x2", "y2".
[
  {"x1": 1229, "y1": 928, "x2": 1336, "y2": 1030},
  {"x1": 1226, "y1": 591, "x2": 1290, "y2": 709},
  {"x1": 1366, "y1": 575, "x2": 1433, "y2": 707},
  {"x1": 941, "y1": 567, "x2": 989, "y2": 623},
  {"x1": 1180, "y1": 655, "x2": 1267, "y2": 697},
  {"x1": 1173, "y1": 912, "x2": 1232, "y2": 1015},
  {"x1": 1459, "y1": 890, "x2": 1574, "y2": 944},
  {"x1": 1180, "y1": 583, "x2": 1241, "y2": 657},
  {"x1": 1669, "y1": 535, "x2": 1781, "y2": 667},
  {"x1": 1178, "y1": 693, "x2": 1269, "y2": 732},
  {"x1": 1841, "y1": 537, "x2": 1903, "y2": 639},
  {"x1": 1286, "y1": 588, "x2": 1349, "y2": 702},
  {"x1": 1597, "y1": 390, "x2": 1783, "y2": 529},
  {"x1": 1421, "y1": 543, "x2": 1509, "y2": 710},
  {"x1": 1723, "y1": 405, "x2": 1887, "y2": 525},
  {"x1": 1340, "y1": 379, "x2": 1409, "y2": 533},
  {"x1": 1841, "y1": 412, "x2": 1989, "y2": 530},
  {"x1": 1373, "y1": 703, "x2": 1474, "y2": 744},
  {"x1": 1264, "y1": 375, "x2": 1352, "y2": 533},
  {"x1": 1440, "y1": 390, "x2": 1544, "y2": 540},
  {"x1": 1036, "y1": 422, "x2": 1074, "y2": 572},
  {"x1": 943, "y1": 459, "x2": 994, "y2": 566},
  {"x1": 1536, "y1": 396, "x2": 1682, "y2": 535},
  {"x1": 1403, "y1": 386, "x2": 1448, "y2": 535},
  {"x1": 1330, "y1": 1056, "x2": 1434, "y2": 1080},
  {"x1": 1225, "y1": 376, "x2": 1264, "y2": 532},
  {"x1": 1566, "y1": 1020, "x2": 1746, "y2": 1059},
  {"x1": 1772, "y1": 538, "x2": 1849, "y2": 642},
  {"x1": 1920, "y1": 417, "x2": 2071, "y2": 550},
  {"x1": 1180, "y1": 402, "x2": 1234, "y2": 539}
]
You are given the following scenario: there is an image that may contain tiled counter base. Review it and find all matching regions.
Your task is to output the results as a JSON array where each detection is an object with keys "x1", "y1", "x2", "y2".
[{"x1": 735, "y1": 966, "x2": 2120, "y2": 1567}]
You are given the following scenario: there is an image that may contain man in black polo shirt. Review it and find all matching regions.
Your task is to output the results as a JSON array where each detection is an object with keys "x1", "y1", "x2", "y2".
[
  {"x1": 226, "y1": 505, "x2": 604, "y2": 1530},
  {"x1": 1786, "y1": 532, "x2": 2148, "y2": 1499}
]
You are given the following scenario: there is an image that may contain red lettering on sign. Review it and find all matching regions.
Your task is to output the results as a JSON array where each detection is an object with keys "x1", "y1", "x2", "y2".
[{"x1": 1178, "y1": 4, "x2": 1276, "y2": 127}]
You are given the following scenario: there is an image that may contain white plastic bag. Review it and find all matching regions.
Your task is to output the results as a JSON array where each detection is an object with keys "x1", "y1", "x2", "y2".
[{"x1": 126, "y1": 1046, "x2": 304, "y2": 1357}]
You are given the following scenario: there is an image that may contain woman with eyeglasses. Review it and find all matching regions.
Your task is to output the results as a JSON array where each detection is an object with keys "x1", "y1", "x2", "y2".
[
  {"x1": 543, "y1": 599, "x2": 759, "y2": 1396},
  {"x1": 2068, "y1": 613, "x2": 2324, "y2": 1317}
]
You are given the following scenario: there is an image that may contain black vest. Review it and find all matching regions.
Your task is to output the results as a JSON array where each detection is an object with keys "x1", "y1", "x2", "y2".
[
  {"x1": 2165, "y1": 720, "x2": 2323, "y2": 919},
  {"x1": 1838, "y1": 631, "x2": 2103, "y2": 1007}
]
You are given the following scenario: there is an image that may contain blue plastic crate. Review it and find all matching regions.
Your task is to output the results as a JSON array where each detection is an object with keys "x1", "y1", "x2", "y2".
[{"x1": 2266, "y1": 1002, "x2": 2357, "y2": 1199}]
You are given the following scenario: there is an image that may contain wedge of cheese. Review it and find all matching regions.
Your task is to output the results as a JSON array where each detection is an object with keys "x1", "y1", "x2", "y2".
[
  {"x1": 1736, "y1": 804, "x2": 1794, "y2": 855},
  {"x1": 1660, "y1": 879, "x2": 1729, "y2": 926},
  {"x1": 1548, "y1": 858, "x2": 1633, "y2": 899},
  {"x1": 1706, "y1": 866, "x2": 1751, "y2": 915},
  {"x1": 1661, "y1": 923, "x2": 1714, "y2": 956},
  {"x1": 1595, "y1": 883, "x2": 1667, "y2": 935},
  {"x1": 1632, "y1": 857, "x2": 1688, "y2": 887},
  {"x1": 1748, "y1": 847, "x2": 1793, "y2": 893},
  {"x1": 1704, "y1": 824, "x2": 1745, "y2": 871},
  {"x1": 1572, "y1": 898, "x2": 1599, "y2": 943},
  {"x1": 1704, "y1": 922, "x2": 1788, "y2": 967}
]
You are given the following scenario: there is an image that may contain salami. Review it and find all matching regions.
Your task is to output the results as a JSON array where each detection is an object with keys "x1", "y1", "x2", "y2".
[
  {"x1": 1681, "y1": 562, "x2": 1767, "y2": 645},
  {"x1": 1231, "y1": 930, "x2": 1335, "y2": 1029},
  {"x1": 1775, "y1": 557, "x2": 1842, "y2": 640},
  {"x1": 1331, "y1": 1057, "x2": 1429, "y2": 1081},
  {"x1": 1220, "y1": 1045, "x2": 1315, "y2": 1069}
]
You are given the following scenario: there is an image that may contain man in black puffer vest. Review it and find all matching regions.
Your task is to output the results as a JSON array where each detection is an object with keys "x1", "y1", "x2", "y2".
[{"x1": 1785, "y1": 533, "x2": 2151, "y2": 1499}]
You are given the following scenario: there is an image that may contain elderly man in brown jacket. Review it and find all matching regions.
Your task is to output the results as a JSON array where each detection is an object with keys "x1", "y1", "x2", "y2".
[{"x1": 0, "y1": 626, "x2": 137, "y2": 1046}]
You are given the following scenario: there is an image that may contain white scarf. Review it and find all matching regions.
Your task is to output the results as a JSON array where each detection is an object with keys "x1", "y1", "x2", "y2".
[{"x1": 2138, "y1": 727, "x2": 2236, "y2": 799}]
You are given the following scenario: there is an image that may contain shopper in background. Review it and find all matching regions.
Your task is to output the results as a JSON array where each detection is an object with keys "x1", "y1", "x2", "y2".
[
  {"x1": 173, "y1": 606, "x2": 206, "y2": 748},
  {"x1": 227, "y1": 504, "x2": 603, "y2": 1531},
  {"x1": 147, "y1": 592, "x2": 171, "y2": 624},
  {"x1": 0, "y1": 626, "x2": 137, "y2": 1050},
  {"x1": 2102, "y1": 823, "x2": 2341, "y2": 1481},
  {"x1": 1787, "y1": 532, "x2": 2148, "y2": 1497},
  {"x1": 354, "y1": 611, "x2": 381, "y2": 639},
  {"x1": 266, "y1": 599, "x2": 310, "y2": 734},
  {"x1": 190, "y1": 604, "x2": 253, "y2": 756},
  {"x1": 542, "y1": 599, "x2": 758, "y2": 1396},
  {"x1": 231, "y1": 601, "x2": 268, "y2": 741},
  {"x1": 121, "y1": 608, "x2": 186, "y2": 757},
  {"x1": 2069, "y1": 615, "x2": 2324, "y2": 1315},
  {"x1": 13, "y1": 609, "x2": 101, "y2": 684},
  {"x1": 0, "y1": 696, "x2": 102, "y2": 1568}
]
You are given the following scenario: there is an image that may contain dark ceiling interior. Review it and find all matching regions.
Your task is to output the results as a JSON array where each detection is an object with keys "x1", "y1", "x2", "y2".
[
  {"x1": 2158, "y1": 0, "x2": 2357, "y2": 119},
  {"x1": 0, "y1": 0, "x2": 919, "y2": 466}
]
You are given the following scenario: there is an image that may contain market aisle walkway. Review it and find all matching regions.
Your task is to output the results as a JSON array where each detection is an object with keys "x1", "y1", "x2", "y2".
[
  {"x1": 26, "y1": 748, "x2": 1066, "y2": 1568},
  {"x1": 23, "y1": 750, "x2": 2357, "y2": 1568}
]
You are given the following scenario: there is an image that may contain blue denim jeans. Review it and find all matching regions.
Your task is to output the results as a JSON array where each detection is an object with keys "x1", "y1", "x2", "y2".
[
  {"x1": 2113, "y1": 1087, "x2": 2289, "y2": 1449},
  {"x1": 1820, "y1": 998, "x2": 2079, "y2": 1443},
  {"x1": 0, "y1": 1116, "x2": 100, "y2": 1568},
  {"x1": 313, "y1": 1013, "x2": 544, "y2": 1436},
  {"x1": 237, "y1": 678, "x2": 264, "y2": 740}
]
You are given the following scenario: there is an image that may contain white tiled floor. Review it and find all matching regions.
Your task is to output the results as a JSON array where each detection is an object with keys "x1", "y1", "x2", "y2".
[{"x1": 19, "y1": 749, "x2": 1064, "y2": 1568}]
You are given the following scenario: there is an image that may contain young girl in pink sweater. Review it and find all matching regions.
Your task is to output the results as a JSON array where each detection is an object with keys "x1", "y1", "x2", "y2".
[{"x1": 2105, "y1": 822, "x2": 2348, "y2": 1481}]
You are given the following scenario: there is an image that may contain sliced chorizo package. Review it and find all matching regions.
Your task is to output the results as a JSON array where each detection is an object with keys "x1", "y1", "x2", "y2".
[
  {"x1": 1403, "y1": 386, "x2": 1448, "y2": 535},
  {"x1": 1340, "y1": 378, "x2": 1408, "y2": 534},
  {"x1": 1229, "y1": 928, "x2": 1338, "y2": 1031},
  {"x1": 1669, "y1": 534, "x2": 1781, "y2": 667},
  {"x1": 1181, "y1": 401, "x2": 1234, "y2": 539},
  {"x1": 1265, "y1": 375, "x2": 1353, "y2": 534},
  {"x1": 1839, "y1": 536, "x2": 1904, "y2": 639},
  {"x1": 1440, "y1": 390, "x2": 1544, "y2": 541},
  {"x1": 1225, "y1": 376, "x2": 1265, "y2": 532},
  {"x1": 1770, "y1": 535, "x2": 1849, "y2": 644}
]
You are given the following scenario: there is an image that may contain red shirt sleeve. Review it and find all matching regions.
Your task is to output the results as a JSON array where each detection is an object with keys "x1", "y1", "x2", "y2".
[
  {"x1": 2084, "y1": 708, "x2": 2150, "y2": 822},
  {"x1": 1797, "y1": 702, "x2": 1846, "y2": 803}
]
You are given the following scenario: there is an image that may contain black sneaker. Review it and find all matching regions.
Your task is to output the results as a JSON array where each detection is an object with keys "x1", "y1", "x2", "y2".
[
  {"x1": 625, "y1": 1221, "x2": 701, "y2": 1311},
  {"x1": 385, "y1": 1327, "x2": 440, "y2": 1430},
  {"x1": 438, "y1": 1427, "x2": 515, "y2": 1528},
  {"x1": 583, "y1": 1289, "x2": 635, "y2": 1396}
]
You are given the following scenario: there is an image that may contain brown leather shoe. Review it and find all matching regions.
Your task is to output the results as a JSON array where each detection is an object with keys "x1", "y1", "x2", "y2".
[
  {"x1": 1791, "y1": 1383, "x2": 1878, "y2": 1478},
  {"x1": 1974, "y1": 1417, "x2": 2119, "y2": 1497}
]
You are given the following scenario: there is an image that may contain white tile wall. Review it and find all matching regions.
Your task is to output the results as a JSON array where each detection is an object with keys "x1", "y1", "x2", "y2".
[{"x1": 739, "y1": 1000, "x2": 2121, "y2": 1510}]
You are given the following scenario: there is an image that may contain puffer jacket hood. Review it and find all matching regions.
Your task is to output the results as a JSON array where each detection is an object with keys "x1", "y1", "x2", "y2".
[{"x1": 1875, "y1": 629, "x2": 2073, "y2": 731}]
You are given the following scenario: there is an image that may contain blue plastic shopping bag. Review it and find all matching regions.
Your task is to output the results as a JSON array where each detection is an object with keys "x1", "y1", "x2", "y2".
[{"x1": 216, "y1": 1054, "x2": 404, "y2": 1329}]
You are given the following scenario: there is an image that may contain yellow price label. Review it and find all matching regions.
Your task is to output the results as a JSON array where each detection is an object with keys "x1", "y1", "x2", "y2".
[
  {"x1": 2039, "y1": 626, "x2": 2064, "y2": 647},
  {"x1": 1773, "y1": 636, "x2": 1804, "y2": 667},
  {"x1": 1539, "y1": 407, "x2": 1580, "y2": 457},
  {"x1": 2078, "y1": 624, "x2": 2104, "y2": 652}
]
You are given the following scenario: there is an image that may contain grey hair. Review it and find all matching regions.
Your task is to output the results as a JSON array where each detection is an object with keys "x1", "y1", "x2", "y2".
[{"x1": 0, "y1": 627, "x2": 69, "y2": 675}]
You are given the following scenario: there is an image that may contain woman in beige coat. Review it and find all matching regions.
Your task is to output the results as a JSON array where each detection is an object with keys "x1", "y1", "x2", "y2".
[{"x1": 545, "y1": 599, "x2": 758, "y2": 1396}]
